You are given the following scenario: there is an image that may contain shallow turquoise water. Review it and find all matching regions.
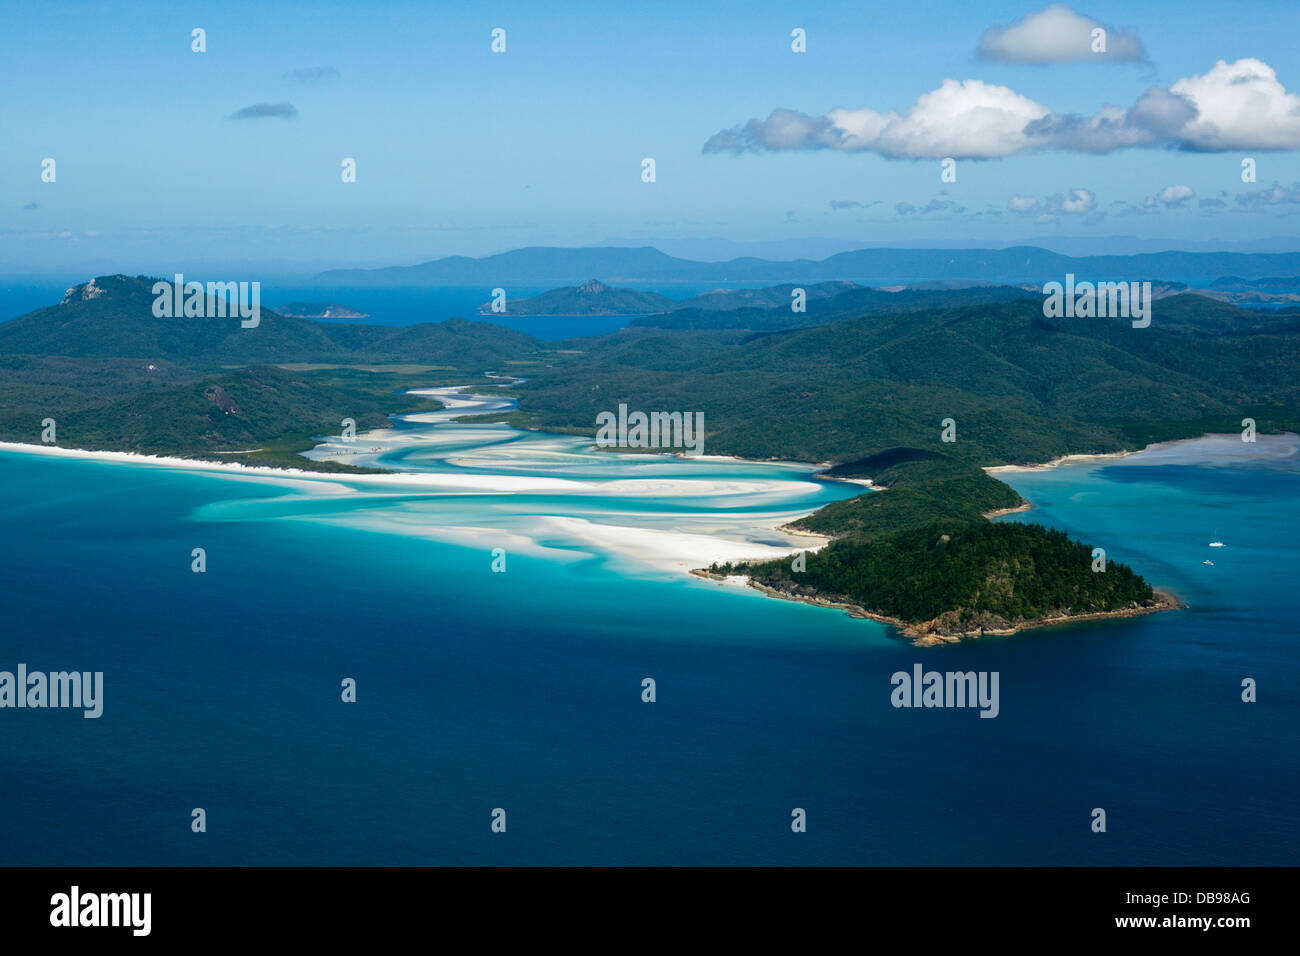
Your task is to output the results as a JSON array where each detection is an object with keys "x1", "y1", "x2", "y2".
[{"x1": 0, "y1": 425, "x2": 1294, "y2": 865}]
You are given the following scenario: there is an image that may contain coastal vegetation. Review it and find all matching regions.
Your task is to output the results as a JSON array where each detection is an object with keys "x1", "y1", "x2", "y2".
[
  {"x1": 479, "y1": 279, "x2": 676, "y2": 315},
  {"x1": 708, "y1": 521, "x2": 1160, "y2": 639},
  {"x1": 2, "y1": 273, "x2": 1297, "y2": 635}
]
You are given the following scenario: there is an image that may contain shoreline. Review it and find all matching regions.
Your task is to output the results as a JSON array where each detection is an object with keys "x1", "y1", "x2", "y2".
[
  {"x1": 983, "y1": 500, "x2": 1033, "y2": 519},
  {"x1": 2, "y1": 419, "x2": 1278, "y2": 486},
  {"x1": 982, "y1": 431, "x2": 1299, "y2": 475},
  {"x1": 0, "y1": 440, "x2": 347, "y2": 478},
  {"x1": 984, "y1": 448, "x2": 1139, "y2": 475},
  {"x1": 0, "y1": 439, "x2": 447, "y2": 485},
  {"x1": 691, "y1": 570, "x2": 1184, "y2": 646},
  {"x1": 2, "y1": 426, "x2": 1283, "y2": 623},
  {"x1": 0, "y1": 409, "x2": 839, "y2": 578}
]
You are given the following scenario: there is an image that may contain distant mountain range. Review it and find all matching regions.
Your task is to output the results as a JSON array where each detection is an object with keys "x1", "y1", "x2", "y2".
[
  {"x1": 482, "y1": 278, "x2": 864, "y2": 315},
  {"x1": 318, "y1": 245, "x2": 1300, "y2": 286},
  {"x1": 588, "y1": 235, "x2": 1300, "y2": 261},
  {"x1": 473, "y1": 277, "x2": 1217, "y2": 327}
]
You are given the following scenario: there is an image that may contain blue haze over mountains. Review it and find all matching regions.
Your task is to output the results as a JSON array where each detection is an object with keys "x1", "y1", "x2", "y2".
[{"x1": 318, "y1": 245, "x2": 1300, "y2": 286}]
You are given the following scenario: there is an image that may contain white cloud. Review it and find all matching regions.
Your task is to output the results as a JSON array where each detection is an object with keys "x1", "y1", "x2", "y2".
[
  {"x1": 706, "y1": 80, "x2": 1050, "y2": 159},
  {"x1": 893, "y1": 198, "x2": 966, "y2": 218},
  {"x1": 1007, "y1": 188, "x2": 1096, "y2": 215},
  {"x1": 1157, "y1": 184, "x2": 1195, "y2": 207},
  {"x1": 1236, "y1": 181, "x2": 1300, "y2": 207},
  {"x1": 978, "y1": 4, "x2": 1145, "y2": 64},
  {"x1": 1059, "y1": 187, "x2": 1096, "y2": 212},
  {"x1": 1170, "y1": 59, "x2": 1300, "y2": 150},
  {"x1": 704, "y1": 59, "x2": 1300, "y2": 158},
  {"x1": 830, "y1": 80, "x2": 1052, "y2": 158}
]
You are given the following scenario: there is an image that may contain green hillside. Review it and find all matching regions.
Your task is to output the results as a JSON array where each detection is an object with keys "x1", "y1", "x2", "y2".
[
  {"x1": 3, "y1": 273, "x2": 1297, "y2": 636},
  {"x1": 713, "y1": 521, "x2": 1157, "y2": 633},
  {"x1": 630, "y1": 283, "x2": 1037, "y2": 331},
  {"x1": 493, "y1": 296, "x2": 1300, "y2": 464},
  {"x1": 0, "y1": 275, "x2": 542, "y2": 367},
  {"x1": 482, "y1": 279, "x2": 676, "y2": 315}
]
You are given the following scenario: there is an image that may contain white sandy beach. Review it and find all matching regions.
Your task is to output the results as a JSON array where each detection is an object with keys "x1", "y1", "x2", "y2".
[
  {"x1": 985, "y1": 432, "x2": 1300, "y2": 475},
  {"x1": 6, "y1": 405, "x2": 1293, "y2": 581},
  {"x1": 0, "y1": 384, "x2": 835, "y2": 578}
]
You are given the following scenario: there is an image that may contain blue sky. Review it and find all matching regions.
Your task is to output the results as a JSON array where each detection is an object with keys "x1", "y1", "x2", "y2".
[{"x1": 2, "y1": 0, "x2": 1299, "y2": 275}]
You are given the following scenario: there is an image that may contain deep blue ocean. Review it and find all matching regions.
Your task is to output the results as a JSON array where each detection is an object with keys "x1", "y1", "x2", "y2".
[{"x1": 0, "y1": 408, "x2": 1294, "y2": 864}]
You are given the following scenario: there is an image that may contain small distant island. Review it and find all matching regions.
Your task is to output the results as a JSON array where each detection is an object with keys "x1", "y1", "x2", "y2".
[
  {"x1": 479, "y1": 279, "x2": 675, "y2": 316},
  {"x1": 1201, "y1": 276, "x2": 1300, "y2": 306},
  {"x1": 275, "y1": 302, "x2": 369, "y2": 319}
]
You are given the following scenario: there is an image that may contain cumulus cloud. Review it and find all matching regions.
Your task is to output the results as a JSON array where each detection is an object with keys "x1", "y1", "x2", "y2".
[
  {"x1": 1235, "y1": 181, "x2": 1300, "y2": 207},
  {"x1": 230, "y1": 102, "x2": 299, "y2": 120},
  {"x1": 1006, "y1": 188, "x2": 1096, "y2": 215},
  {"x1": 978, "y1": 4, "x2": 1145, "y2": 63},
  {"x1": 1157, "y1": 184, "x2": 1195, "y2": 207},
  {"x1": 703, "y1": 58, "x2": 1300, "y2": 159},
  {"x1": 22, "y1": 202, "x2": 39, "y2": 210},
  {"x1": 829, "y1": 199, "x2": 879, "y2": 210},
  {"x1": 894, "y1": 198, "x2": 966, "y2": 218},
  {"x1": 1117, "y1": 188, "x2": 1197, "y2": 215},
  {"x1": 1199, "y1": 198, "x2": 1226, "y2": 208},
  {"x1": 1023, "y1": 87, "x2": 1196, "y2": 153},
  {"x1": 1169, "y1": 59, "x2": 1300, "y2": 150},
  {"x1": 705, "y1": 80, "x2": 1051, "y2": 159},
  {"x1": 1059, "y1": 187, "x2": 1097, "y2": 212},
  {"x1": 283, "y1": 66, "x2": 339, "y2": 83}
]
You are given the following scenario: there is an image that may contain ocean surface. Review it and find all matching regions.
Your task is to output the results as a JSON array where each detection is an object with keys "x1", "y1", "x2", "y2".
[{"x1": 0, "y1": 398, "x2": 1295, "y2": 865}]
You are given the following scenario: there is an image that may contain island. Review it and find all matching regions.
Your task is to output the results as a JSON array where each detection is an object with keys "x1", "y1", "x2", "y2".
[
  {"x1": 478, "y1": 279, "x2": 676, "y2": 316},
  {"x1": 2, "y1": 271, "x2": 1296, "y2": 644},
  {"x1": 695, "y1": 450, "x2": 1181, "y2": 644},
  {"x1": 274, "y1": 302, "x2": 370, "y2": 319}
]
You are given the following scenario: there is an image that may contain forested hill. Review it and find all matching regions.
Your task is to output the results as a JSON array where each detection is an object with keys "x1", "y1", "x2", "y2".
[
  {"x1": 3, "y1": 273, "x2": 1297, "y2": 638},
  {"x1": 480, "y1": 279, "x2": 676, "y2": 315},
  {"x1": 712, "y1": 521, "x2": 1163, "y2": 641},
  {"x1": 6, "y1": 274, "x2": 1298, "y2": 473},
  {"x1": 496, "y1": 293, "x2": 1300, "y2": 465},
  {"x1": 0, "y1": 275, "x2": 542, "y2": 366},
  {"x1": 0, "y1": 275, "x2": 538, "y2": 469},
  {"x1": 629, "y1": 283, "x2": 1039, "y2": 331}
]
